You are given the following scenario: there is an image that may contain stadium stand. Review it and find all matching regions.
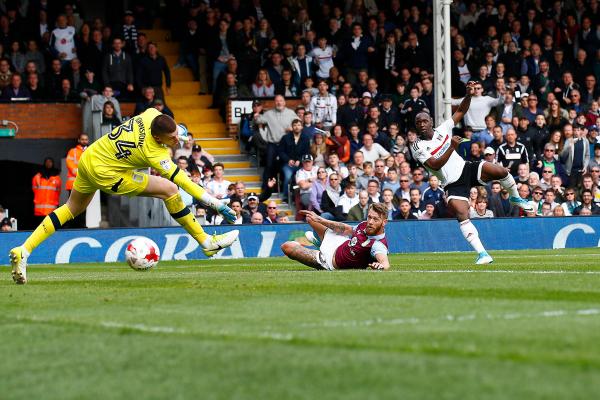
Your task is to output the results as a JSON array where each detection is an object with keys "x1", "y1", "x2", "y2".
[{"x1": 1, "y1": 0, "x2": 600, "y2": 230}]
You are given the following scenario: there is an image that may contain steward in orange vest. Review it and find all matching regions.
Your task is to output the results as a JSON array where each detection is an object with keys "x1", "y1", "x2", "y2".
[
  {"x1": 32, "y1": 157, "x2": 62, "y2": 217},
  {"x1": 66, "y1": 134, "x2": 89, "y2": 191}
]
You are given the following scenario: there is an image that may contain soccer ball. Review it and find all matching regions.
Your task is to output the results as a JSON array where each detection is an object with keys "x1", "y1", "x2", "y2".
[{"x1": 125, "y1": 238, "x2": 160, "y2": 271}]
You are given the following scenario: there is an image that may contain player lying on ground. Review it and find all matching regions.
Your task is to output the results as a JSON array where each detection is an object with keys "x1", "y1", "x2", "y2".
[
  {"x1": 10, "y1": 108, "x2": 239, "y2": 284},
  {"x1": 281, "y1": 204, "x2": 390, "y2": 270},
  {"x1": 411, "y1": 81, "x2": 533, "y2": 265}
]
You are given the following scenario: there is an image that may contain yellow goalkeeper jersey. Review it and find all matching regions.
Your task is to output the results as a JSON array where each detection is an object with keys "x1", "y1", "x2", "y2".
[{"x1": 75, "y1": 108, "x2": 202, "y2": 198}]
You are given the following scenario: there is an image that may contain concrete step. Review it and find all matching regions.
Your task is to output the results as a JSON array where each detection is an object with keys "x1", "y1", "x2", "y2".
[
  {"x1": 176, "y1": 109, "x2": 222, "y2": 124},
  {"x1": 165, "y1": 54, "x2": 178, "y2": 67},
  {"x1": 196, "y1": 137, "x2": 237, "y2": 148},
  {"x1": 221, "y1": 160, "x2": 251, "y2": 169},
  {"x1": 166, "y1": 81, "x2": 201, "y2": 95},
  {"x1": 225, "y1": 167, "x2": 261, "y2": 176},
  {"x1": 204, "y1": 147, "x2": 241, "y2": 155},
  {"x1": 141, "y1": 29, "x2": 170, "y2": 42},
  {"x1": 184, "y1": 131, "x2": 228, "y2": 138},
  {"x1": 213, "y1": 154, "x2": 253, "y2": 162},
  {"x1": 156, "y1": 41, "x2": 179, "y2": 55},
  {"x1": 172, "y1": 68, "x2": 194, "y2": 81},
  {"x1": 226, "y1": 174, "x2": 261, "y2": 182},
  {"x1": 166, "y1": 95, "x2": 212, "y2": 108},
  {"x1": 186, "y1": 122, "x2": 227, "y2": 135}
]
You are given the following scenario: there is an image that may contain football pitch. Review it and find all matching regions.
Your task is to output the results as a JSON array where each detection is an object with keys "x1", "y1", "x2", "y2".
[{"x1": 1, "y1": 248, "x2": 600, "y2": 400}]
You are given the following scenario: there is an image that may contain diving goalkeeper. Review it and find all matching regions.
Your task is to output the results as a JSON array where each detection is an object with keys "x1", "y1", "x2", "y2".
[{"x1": 10, "y1": 108, "x2": 239, "y2": 284}]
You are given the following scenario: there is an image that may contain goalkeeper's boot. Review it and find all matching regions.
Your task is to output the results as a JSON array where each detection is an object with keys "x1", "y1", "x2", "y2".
[
  {"x1": 9, "y1": 246, "x2": 28, "y2": 285},
  {"x1": 304, "y1": 231, "x2": 322, "y2": 248},
  {"x1": 509, "y1": 196, "x2": 534, "y2": 213},
  {"x1": 475, "y1": 251, "x2": 494, "y2": 265},
  {"x1": 202, "y1": 230, "x2": 240, "y2": 257}
]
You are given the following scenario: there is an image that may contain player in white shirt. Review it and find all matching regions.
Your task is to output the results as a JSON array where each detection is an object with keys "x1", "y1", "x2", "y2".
[
  {"x1": 310, "y1": 37, "x2": 335, "y2": 79},
  {"x1": 205, "y1": 163, "x2": 231, "y2": 199},
  {"x1": 410, "y1": 81, "x2": 533, "y2": 265}
]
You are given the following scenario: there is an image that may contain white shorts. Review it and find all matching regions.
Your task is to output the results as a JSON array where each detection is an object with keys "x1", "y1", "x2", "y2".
[{"x1": 318, "y1": 229, "x2": 349, "y2": 271}]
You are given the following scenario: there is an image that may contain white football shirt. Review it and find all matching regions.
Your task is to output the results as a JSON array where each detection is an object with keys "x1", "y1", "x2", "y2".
[
  {"x1": 410, "y1": 118, "x2": 465, "y2": 187},
  {"x1": 310, "y1": 46, "x2": 334, "y2": 79},
  {"x1": 51, "y1": 26, "x2": 77, "y2": 60}
]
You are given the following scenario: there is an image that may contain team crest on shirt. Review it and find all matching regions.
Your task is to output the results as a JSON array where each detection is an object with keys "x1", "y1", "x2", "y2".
[
  {"x1": 350, "y1": 237, "x2": 358, "y2": 247},
  {"x1": 159, "y1": 159, "x2": 171, "y2": 171},
  {"x1": 132, "y1": 172, "x2": 144, "y2": 183}
]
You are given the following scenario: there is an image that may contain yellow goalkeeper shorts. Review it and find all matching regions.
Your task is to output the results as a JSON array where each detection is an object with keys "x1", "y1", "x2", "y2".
[{"x1": 73, "y1": 154, "x2": 150, "y2": 196}]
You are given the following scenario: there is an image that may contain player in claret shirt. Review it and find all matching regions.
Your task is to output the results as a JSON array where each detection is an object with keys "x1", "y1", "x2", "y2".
[
  {"x1": 410, "y1": 81, "x2": 533, "y2": 264},
  {"x1": 281, "y1": 204, "x2": 390, "y2": 271}
]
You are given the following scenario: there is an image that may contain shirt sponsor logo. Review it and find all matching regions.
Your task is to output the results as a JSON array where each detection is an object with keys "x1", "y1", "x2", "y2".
[{"x1": 160, "y1": 159, "x2": 171, "y2": 171}]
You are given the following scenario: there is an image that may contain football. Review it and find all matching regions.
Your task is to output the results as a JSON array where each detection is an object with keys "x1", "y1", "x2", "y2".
[{"x1": 125, "y1": 238, "x2": 160, "y2": 271}]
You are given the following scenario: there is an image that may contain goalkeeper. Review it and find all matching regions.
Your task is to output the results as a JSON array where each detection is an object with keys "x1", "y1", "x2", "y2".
[{"x1": 10, "y1": 108, "x2": 239, "y2": 284}]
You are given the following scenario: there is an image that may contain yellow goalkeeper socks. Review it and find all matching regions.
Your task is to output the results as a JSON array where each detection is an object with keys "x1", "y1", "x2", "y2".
[
  {"x1": 23, "y1": 205, "x2": 74, "y2": 254},
  {"x1": 164, "y1": 193, "x2": 210, "y2": 246}
]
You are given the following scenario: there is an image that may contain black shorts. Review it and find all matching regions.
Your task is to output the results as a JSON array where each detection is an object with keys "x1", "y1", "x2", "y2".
[{"x1": 444, "y1": 161, "x2": 486, "y2": 202}]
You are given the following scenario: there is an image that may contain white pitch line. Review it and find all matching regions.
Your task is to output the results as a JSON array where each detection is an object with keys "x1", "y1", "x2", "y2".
[
  {"x1": 301, "y1": 308, "x2": 600, "y2": 328},
  {"x1": 386, "y1": 270, "x2": 600, "y2": 274},
  {"x1": 9, "y1": 315, "x2": 295, "y2": 342}
]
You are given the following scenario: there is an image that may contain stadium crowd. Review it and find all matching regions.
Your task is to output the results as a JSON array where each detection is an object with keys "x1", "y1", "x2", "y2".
[{"x1": 3, "y1": 0, "x2": 600, "y2": 227}]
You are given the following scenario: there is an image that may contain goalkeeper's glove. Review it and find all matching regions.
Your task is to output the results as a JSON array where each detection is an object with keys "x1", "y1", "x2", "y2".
[{"x1": 216, "y1": 202, "x2": 237, "y2": 224}]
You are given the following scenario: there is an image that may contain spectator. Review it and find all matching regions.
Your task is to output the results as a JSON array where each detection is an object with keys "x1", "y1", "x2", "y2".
[
  {"x1": 206, "y1": 163, "x2": 231, "y2": 200},
  {"x1": 254, "y1": 95, "x2": 298, "y2": 190},
  {"x1": 337, "y1": 182, "x2": 359, "y2": 218},
  {"x1": 356, "y1": 161, "x2": 375, "y2": 190},
  {"x1": 25, "y1": 40, "x2": 46, "y2": 75},
  {"x1": 136, "y1": 42, "x2": 171, "y2": 100},
  {"x1": 8, "y1": 40, "x2": 25, "y2": 73},
  {"x1": 483, "y1": 147, "x2": 496, "y2": 164},
  {"x1": 243, "y1": 192, "x2": 267, "y2": 218},
  {"x1": 152, "y1": 99, "x2": 173, "y2": 118},
  {"x1": 78, "y1": 69, "x2": 102, "y2": 99},
  {"x1": 185, "y1": 146, "x2": 209, "y2": 175},
  {"x1": 380, "y1": 188, "x2": 398, "y2": 220},
  {"x1": 419, "y1": 201, "x2": 437, "y2": 220},
  {"x1": 309, "y1": 80, "x2": 337, "y2": 130},
  {"x1": 215, "y1": 72, "x2": 251, "y2": 118},
  {"x1": 250, "y1": 212, "x2": 264, "y2": 224},
  {"x1": 471, "y1": 115, "x2": 496, "y2": 146},
  {"x1": 410, "y1": 168, "x2": 428, "y2": 193},
  {"x1": 274, "y1": 68, "x2": 299, "y2": 97},
  {"x1": 1, "y1": 217, "x2": 12, "y2": 231},
  {"x1": 318, "y1": 172, "x2": 342, "y2": 221},
  {"x1": 301, "y1": 111, "x2": 317, "y2": 138},
  {"x1": 421, "y1": 175, "x2": 444, "y2": 210},
  {"x1": 50, "y1": 15, "x2": 77, "y2": 63},
  {"x1": 522, "y1": 93, "x2": 543, "y2": 123},
  {"x1": 134, "y1": 86, "x2": 157, "y2": 115},
  {"x1": 295, "y1": 154, "x2": 319, "y2": 209},
  {"x1": 394, "y1": 174, "x2": 412, "y2": 202},
  {"x1": 325, "y1": 152, "x2": 348, "y2": 179},
  {"x1": 561, "y1": 124, "x2": 591, "y2": 187},
  {"x1": 264, "y1": 201, "x2": 280, "y2": 224},
  {"x1": 1, "y1": 73, "x2": 30, "y2": 100},
  {"x1": 26, "y1": 73, "x2": 45, "y2": 100},
  {"x1": 101, "y1": 101, "x2": 120, "y2": 126},
  {"x1": 469, "y1": 197, "x2": 494, "y2": 219},
  {"x1": 58, "y1": 79, "x2": 78, "y2": 102},
  {"x1": 382, "y1": 167, "x2": 400, "y2": 193},
  {"x1": 395, "y1": 199, "x2": 418, "y2": 220},
  {"x1": 488, "y1": 181, "x2": 516, "y2": 218},
  {"x1": 32, "y1": 157, "x2": 61, "y2": 224},
  {"x1": 360, "y1": 133, "x2": 390, "y2": 164},
  {"x1": 544, "y1": 189, "x2": 560, "y2": 211},
  {"x1": 292, "y1": 43, "x2": 313, "y2": 87},
  {"x1": 120, "y1": 11, "x2": 139, "y2": 53},
  {"x1": 364, "y1": 120, "x2": 391, "y2": 151},
  {"x1": 366, "y1": 178, "x2": 380, "y2": 203},
  {"x1": 279, "y1": 119, "x2": 310, "y2": 199},
  {"x1": 409, "y1": 188, "x2": 425, "y2": 218},
  {"x1": 310, "y1": 36, "x2": 335, "y2": 80},
  {"x1": 496, "y1": 128, "x2": 529, "y2": 176},
  {"x1": 341, "y1": 23, "x2": 374, "y2": 84},
  {"x1": 309, "y1": 167, "x2": 328, "y2": 214},
  {"x1": 450, "y1": 81, "x2": 504, "y2": 133},
  {"x1": 217, "y1": 198, "x2": 249, "y2": 225},
  {"x1": 347, "y1": 190, "x2": 371, "y2": 221},
  {"x1": 102, "y1": 37, "x2": 134, "y2": 98},
  {"x1": 251, "y1": 68, "x2": 275, "y2": 97},
  {"x1": 310, "y1": 131, "x2": 328, "y2": 167},
  {"x1": 234, "y1": 180, "x2": 275, "y2": 208},
  {"x1": 534, "y1": 143, "x2": 569, "y2": 184},
  {"x1": 401, "y1": 86, "x2": 428, "y2": 129},
  {"x1": 590, "y1": 146, "x2": 600, "y2": 169},
  {"x1": 44, "y1": 58, "x2": 63, "y2": 99},
  {"x1": 553, "y1": 205, "x2": 566, "y2": 216},
  {"x1": 573, "y1": 190, "x2": 600, "y2": 215},
  {"x1": 325, "y1": 124, "x2": 351, "y2": 164},
  {"x1": 338, "y1": 92, "x2": 364, "y2": 130},
  {"x1": 208, "y1": 19, "x2": 235, "y2": 91},
  {"x1": 494, "y1": 89, "x2": 522, "y2": 133},
  {"x1": 561, "y1": 188, "x2": 581, "y2": 216}
]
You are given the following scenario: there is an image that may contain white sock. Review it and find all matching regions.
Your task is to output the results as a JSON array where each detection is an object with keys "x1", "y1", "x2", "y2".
[
  {"x1": 460, "y1": 220, "x2": 486, "y2": 254},
  {"x1": 498, "y1": 174, "x2": 520, "y2": 198}
]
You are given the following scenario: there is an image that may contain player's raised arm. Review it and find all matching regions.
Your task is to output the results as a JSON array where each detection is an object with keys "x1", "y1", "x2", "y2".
[
  {"x1": 300, "y1": 210, "x2": 354, "y2": 236},
  {"x1": 451, "y1": 81, "x2": 476, "y2": 125}
]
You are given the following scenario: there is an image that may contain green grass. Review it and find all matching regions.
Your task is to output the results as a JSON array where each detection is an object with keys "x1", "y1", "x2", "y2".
[{"x1": 2, "y1": 248, "x2": 600, "y2": 400}]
